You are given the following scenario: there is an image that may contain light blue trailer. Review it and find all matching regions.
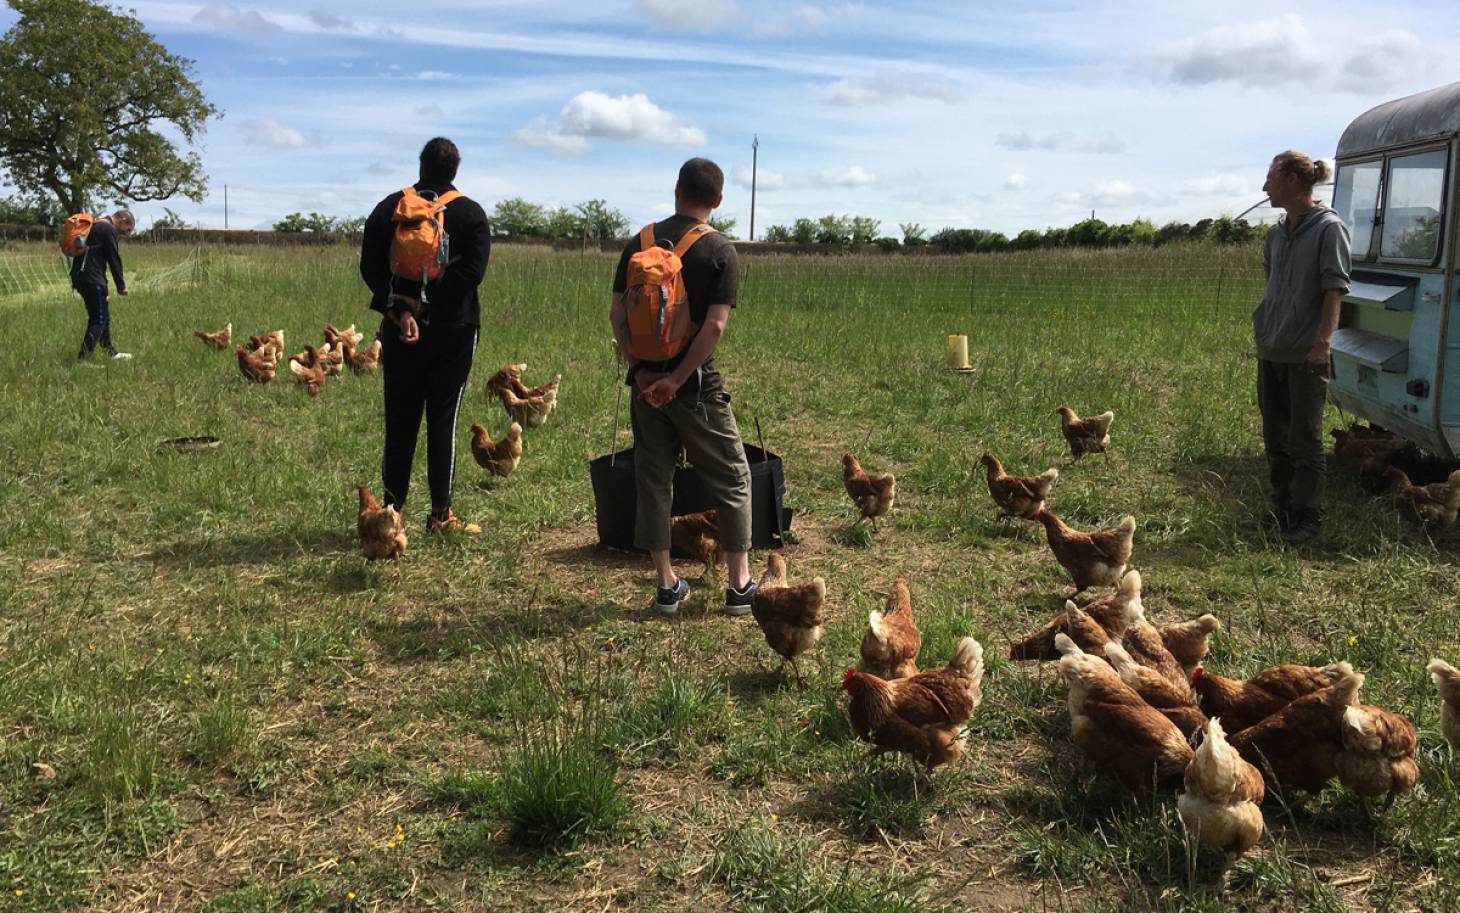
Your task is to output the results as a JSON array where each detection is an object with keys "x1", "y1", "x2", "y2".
[{"x1": 1330, "y1": 81, "x2": 1460, "y2": 458}]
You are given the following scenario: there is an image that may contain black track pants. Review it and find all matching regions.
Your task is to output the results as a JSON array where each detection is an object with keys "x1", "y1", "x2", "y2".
[
  {"x1": 76, "y1": 282, "x2": 114, "y2": 356},
  {"x1": 380, "y1": 321, "x2": 477, "y2": 512}
]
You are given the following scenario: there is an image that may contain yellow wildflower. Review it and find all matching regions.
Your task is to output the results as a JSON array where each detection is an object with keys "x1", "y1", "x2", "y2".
[{"x1": 1348, "y1": 635, "x2": 1358, "y2": 646}]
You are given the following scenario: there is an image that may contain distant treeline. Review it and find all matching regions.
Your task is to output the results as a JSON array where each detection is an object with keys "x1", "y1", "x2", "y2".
[
  {"x1": 0, "y1": 192, "x2": 1264, "y2": 249},
  {"x1": 762, "y1": 215, "x2": 1264, "y2": 251}
]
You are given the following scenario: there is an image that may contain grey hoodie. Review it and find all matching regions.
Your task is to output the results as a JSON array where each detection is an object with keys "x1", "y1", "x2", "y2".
[{"x1": 1253, "y1": 206, "x2": 1351, "y2": 363}]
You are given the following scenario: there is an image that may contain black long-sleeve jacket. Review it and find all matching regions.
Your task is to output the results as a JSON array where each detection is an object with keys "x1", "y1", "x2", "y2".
[
  {"x1": 70, "y1": 220, "x2": 126, "y2": 292},
  {"x1": 359, "y1": 182, "x2": 491, "y2": 328}
]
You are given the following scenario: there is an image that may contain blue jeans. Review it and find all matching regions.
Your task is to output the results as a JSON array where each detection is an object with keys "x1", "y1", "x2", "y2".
[{"x1": 76, "y1": 282, "x2": 114, "y2": 357}]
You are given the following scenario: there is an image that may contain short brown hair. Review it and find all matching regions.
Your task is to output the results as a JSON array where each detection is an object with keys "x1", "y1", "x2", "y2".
[
  {"x1": 112, "y1": 210, "x2": 135, "y2": 228},
  {"x1": 1273, "y1": 151, "x2": 1331, "y2": 189},
  {"x1": 677, "y1": 157, "x2": 724, "y2": 207}
]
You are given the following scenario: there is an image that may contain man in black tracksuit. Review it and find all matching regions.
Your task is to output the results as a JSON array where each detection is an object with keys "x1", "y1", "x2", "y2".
[
  {"x1": 71, "y1": 210, "x2": 135, "y2": 359},
  {"x1": 359, "y1": 137, "x2": 492, "y2": 532}
]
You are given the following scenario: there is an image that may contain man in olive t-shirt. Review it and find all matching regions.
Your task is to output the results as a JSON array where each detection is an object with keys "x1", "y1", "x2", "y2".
[{"x1": 610, "y1": 157, "x2": 754, "y2": 618}]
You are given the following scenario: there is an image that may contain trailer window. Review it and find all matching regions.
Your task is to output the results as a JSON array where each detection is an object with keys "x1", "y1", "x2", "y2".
[
  {"x1": 1332, "y1": 160, "x2": 1381, "y2": 258},
  {"x1": 1380, "y1": 149, "x2": 1446, "y2": 261}
]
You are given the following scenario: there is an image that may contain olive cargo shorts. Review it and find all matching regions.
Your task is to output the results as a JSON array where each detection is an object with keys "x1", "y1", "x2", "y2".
[{"x1": 630, "y1": 389, "x2": 753, "y2": 553}]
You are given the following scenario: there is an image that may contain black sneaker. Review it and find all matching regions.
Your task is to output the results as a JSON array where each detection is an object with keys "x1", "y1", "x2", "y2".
[
  {"x1": 723, "y1": 580, "x2": 757, "y2": 617},
  {"x1": 1282, "y1": 511, "x2": 1322, "y2": 546},
  {"x1": 654, "y1": 577, "x2": 690, "y2": 616}
]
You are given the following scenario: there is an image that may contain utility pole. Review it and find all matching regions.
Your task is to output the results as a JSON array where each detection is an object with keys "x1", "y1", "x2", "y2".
[
  {"x1": 749, "y1": 135, "x2": 758, "y2": 242},
  {"x1": 224, "y1": 184, "x2": 229, "y2": 230}
]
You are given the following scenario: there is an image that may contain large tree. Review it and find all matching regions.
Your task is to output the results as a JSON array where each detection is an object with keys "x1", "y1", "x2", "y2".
[{"x1": 0, "y1": 0, "x2": 218, "y2": 214}]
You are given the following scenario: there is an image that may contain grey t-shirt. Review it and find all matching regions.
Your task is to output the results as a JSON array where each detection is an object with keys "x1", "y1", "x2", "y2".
[{"x1": 1253, "y1": 206, "x2": 1351, "y2": 363}]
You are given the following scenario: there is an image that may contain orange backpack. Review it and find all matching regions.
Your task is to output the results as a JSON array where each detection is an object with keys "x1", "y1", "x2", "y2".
[
  {"x1": 60, "y1": 213, "x2": 95, "y2": 256},
  {"x1": 623, "y1": 222, "x2": 717, "y2": 361},
  {"x1": 389, "y1": 187, "x2": 460, "y2": 296}
]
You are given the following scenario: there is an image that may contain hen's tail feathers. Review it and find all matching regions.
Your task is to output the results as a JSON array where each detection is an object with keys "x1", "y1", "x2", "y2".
[
  {"x1": 1118, "y1": 515, "x2": 1137, "y2": 536},
  {"x1": 1429, "y1": 658, "x2": 1460, "y2": 704},
  {"x1": 1117, "y1": 569, "x2": 1142, "y2": 600},
  {"x1": 947, "y1": 637, "x2": 984, "y2": 679},
  {"x1": 1445, "y1": 471, "x2": 1460, "y2": 510},
  {"x1": 760, "y1": 552, "x2": 789, "y2": 589},
  {"x1": 1103, "y1": 638, "x2": 1137, "y2": 674},
  {"x1": 1054, "y1": 631, "x2": 1083, "y2": 658}
]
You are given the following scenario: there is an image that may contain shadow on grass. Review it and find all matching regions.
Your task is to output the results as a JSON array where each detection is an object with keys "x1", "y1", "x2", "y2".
[
  {"x1": 540, "y1": 542, "x2": 645, "y2": 571},
  {"x1": 723, "y1": 667, "x2": 797, "y2": 707},
  {"x1": 145, "y1": 527, "x2": 357, "y2": 568}
]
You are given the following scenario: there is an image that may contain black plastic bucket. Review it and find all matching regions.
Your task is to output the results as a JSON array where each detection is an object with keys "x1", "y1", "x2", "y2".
[{"x1": 588, "y1": 444, "x2": 793, "y2": 552}]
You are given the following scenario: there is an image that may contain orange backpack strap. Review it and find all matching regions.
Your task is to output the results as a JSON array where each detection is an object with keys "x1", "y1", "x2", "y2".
[
  {"x1": 638, "y1": 224, "x2": 656, "y2": 251},
  {"x1": 671, "y1": 223, "x2": 717, "y2": 258},
  {"x1": 433, "y1": 190, "x2": 462, "y2": 209}
]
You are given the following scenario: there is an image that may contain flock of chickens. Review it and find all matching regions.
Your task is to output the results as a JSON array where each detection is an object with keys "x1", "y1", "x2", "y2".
[
  {"x1": 194, "y1": 322, "x2": 384, "y2": 391},
  {"x1": 194, "y1": 320, "x2": 560, "y2": 564},
  {"x1": 191, "y1": 320, "x2": 1460, "y2": 876},
  {"x1": 666, "y1": 405, "x2": 1460, "y2": 878},
  {"x1": 354, "y1": 362, "x2": 561, "y2": 562}
]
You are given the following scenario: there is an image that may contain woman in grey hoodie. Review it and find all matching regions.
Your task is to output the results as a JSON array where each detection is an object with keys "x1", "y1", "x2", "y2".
[{"x1": 1253, "y1": 151, "x2": 1351, "y2": 544}]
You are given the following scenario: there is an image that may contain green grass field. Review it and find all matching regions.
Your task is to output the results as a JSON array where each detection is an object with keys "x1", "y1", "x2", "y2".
[{"x1": 1, "y1": 240, "x2": 1458, "y2": 912}]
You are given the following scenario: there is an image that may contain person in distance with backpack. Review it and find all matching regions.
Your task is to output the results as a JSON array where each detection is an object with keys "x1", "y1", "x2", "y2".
[
  {"x1": 610, "y1": 157, "x2": 756, "y2": 616},
  {"x1": 65, "y1": 209, "x2": 135, "y2": 360},
  {"x1": 360, "y1": 137, "x2": 491, "y2": 533}
]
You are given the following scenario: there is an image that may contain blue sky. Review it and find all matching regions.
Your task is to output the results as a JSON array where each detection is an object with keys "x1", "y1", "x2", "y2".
[{"x1": 3, "y1": 1, "x2": 1456, "y2": 235}]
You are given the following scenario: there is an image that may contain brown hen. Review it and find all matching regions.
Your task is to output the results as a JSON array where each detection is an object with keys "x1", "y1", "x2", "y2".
[
  {"x1": 1229, "y1": 669, "x2": 1361, "y2": 797},
  {"x1": 1384, "y1": 467, "x2": 1460, "y2": 531},
  {"x1": 1056, "y1": 632, "x2": 1193, "y2": 790},
  {"x1": 1192, "y1": 661, "x2": 1352, "y2": 734},
  {"x1": 1057, "y1": 406, "x2": 1114, "y2": 460},
  {"x1": 236, "y1": 344, "x2": 278, "y2": 384},
  {"x1": 979, "y1": 452, "x2": 1058, "y2": 520},
  {"x1": 751, "y1": 552, "x2": 826, "y2": 685},
  {"x1": 194, "y1": 322, "x2": 232, "y2": 349},
  {"x1": 858, "y1": 576, "x2": 921, "y2": 679},
  {"x1": 470, "y1": 421, "x2": 523, "y2": 479},
  {"x1": 357, "y1": 484, "x2": 406, "y2": 562},
  {"x1": 843, "y1": 636, "x2": 984, "y2": 771},
  {"x1": 842, "y1": 453, "x2": 896, "y2": 531},
  {"x1": 1033, "y1": 509, "x2": 1135, "y2": 594},
  {"x1": 1178, "y1": 718, "x2": 1265, "y2": 874}
]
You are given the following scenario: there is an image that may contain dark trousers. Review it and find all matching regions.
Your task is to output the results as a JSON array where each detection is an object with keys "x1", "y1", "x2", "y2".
[
  {"x1": 380, "y1": 321, "x2": 477, "y2": 512},
  {"x1": 76, "y1": 282, "x2": 114, "y2": 357},
  {"x1": 630, "y1": 384, "x2": 753, "y2": 553},
  {"x1": 1257, "y1": 359, "x2": 1329, "y2": 517}
]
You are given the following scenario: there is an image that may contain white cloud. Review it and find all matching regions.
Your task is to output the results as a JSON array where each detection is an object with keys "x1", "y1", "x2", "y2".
[
  {"x1": 810, "y1": 165, "x2": 876, "y2": 188},
  {"x1": 1056, "y1": 179, "x2": 1151, "y2": 210},
  {"x1": 636, "y1": 0, "x2": 740, "y2": 30},
  {"x1": 416, "y1": 70, "x2": 454, "y2": 80},
  {"x1": 415, "y1": 104, "x2": 446, "y2": 118},
  {"x1": 995, "y1": 131, "x2": 1126, "y2": 154},
  {"x1": 814, "y1": 72, "x2": 957, "y2": 107},
  {"x1": 795, "y1": 2, "x2": 862, "y2": 29},
  {"x1": 513, "y1": 92, "x2": 706, "y2": 154},
  {"x1": 1004, "y1": 173, "x2": 1027, "y2": 191},
  {"x1": 1181, "y1": 171, "x2": 1259, "y2": 197},
  {"x1": 514, "y1": 117, "x2": 590, "y2": 153},
  {"x1": 307, "y1": 10, "x2": 354, "y2": 30},
  {"x1": 245, "y1": 120, "x2": 306, "y2": 149},
  {"x1": 1160, "y1": 15, "x2": 1426, "y2": 93},
  {"x1": 754, "y1": 2, "x2": 864, "y2": 36},
  {"x1": 731, "y1": 165, "x2": 785, "y2": 190},
  {"x1": 192, "y1": 3, "x2": 281, "y2": 34}
]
